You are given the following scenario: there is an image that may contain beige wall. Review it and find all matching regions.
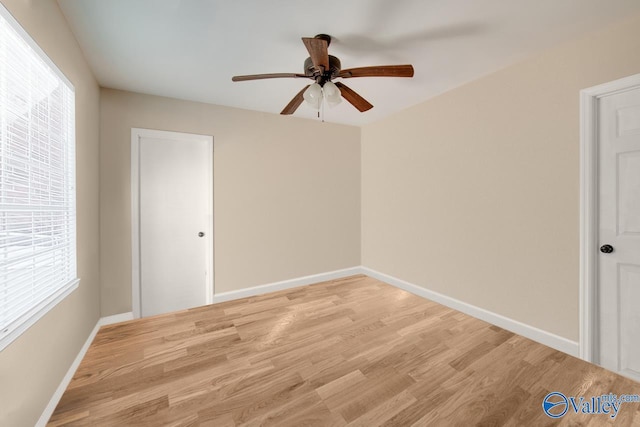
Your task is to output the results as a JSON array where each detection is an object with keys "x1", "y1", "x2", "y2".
[
  {"x1": 0, "y1": 1, "x2": 101, "y2": 426},
  {"x1": 362, "y1": 14, "x2": 640, "y2": 342},
  {"x1": 100, "y1": 89, "x2": 361, "y2": 315}
]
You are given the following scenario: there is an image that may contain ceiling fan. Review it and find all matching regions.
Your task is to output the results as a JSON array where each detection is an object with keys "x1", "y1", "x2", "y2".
[{"x1": 231, "y1": 34, "x2": 414, "y2": 115}]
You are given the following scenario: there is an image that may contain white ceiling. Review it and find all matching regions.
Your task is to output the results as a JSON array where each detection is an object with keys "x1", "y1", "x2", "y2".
[{"x1": 57, "y1": 0, "x2": 640, "y2": 126}]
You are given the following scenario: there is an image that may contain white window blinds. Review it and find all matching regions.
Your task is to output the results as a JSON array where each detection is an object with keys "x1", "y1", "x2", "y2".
[{"x1": 0, "y1": 5, "x2": 78, "y2": 351}]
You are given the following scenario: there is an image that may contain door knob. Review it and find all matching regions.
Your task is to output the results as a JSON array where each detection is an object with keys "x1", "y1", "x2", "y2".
[
  {"x1": 198, "y1": 232, "x2": 205, "y2": 237},
  {"x1": 600, "y1": 244, "x2": 614, "y2": 254}
]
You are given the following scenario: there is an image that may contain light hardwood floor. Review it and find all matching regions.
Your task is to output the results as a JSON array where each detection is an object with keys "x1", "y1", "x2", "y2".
[{"x1": 49, "y1": 275, "x2": 640, "y2": 426}]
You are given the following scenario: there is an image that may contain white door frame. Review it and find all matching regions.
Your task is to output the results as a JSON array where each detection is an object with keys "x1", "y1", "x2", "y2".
[
  {"x1": 579, "y1": 73, "x2": 640, "y2": 362},
  {"x1": 131, "y1": 128, "x2": 214, "y2": 319}
]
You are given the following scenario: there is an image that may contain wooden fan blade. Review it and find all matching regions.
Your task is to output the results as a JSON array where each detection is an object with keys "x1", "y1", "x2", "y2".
[
  {"x1": 334, "y1": 82, "x2": 373, "y2": 112},
  {"x1": 302, "y1": 37, "x2": 329, "y2": 71},
  {"x1": 339, "y1": 65, "x2": 414, "y2": 78},
  {"x1": 232, "y1": 73, "x2": 308, "y2": 82},
  {"x1": 281, "y1": 85, "x2": 310, "y2": 115}
]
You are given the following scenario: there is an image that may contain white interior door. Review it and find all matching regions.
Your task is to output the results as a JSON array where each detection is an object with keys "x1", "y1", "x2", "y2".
[
  {"x1": 598, "y1": 87, "x2": 640, "y2": 381},
  {"x1": 133, "y1": 129, "x2": 213, "y2": 317}
]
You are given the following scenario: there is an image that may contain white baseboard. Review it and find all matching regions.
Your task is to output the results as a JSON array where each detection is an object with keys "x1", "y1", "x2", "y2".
[
  {"x1": 211, "y1": 266, "x2": 362, "y2": 304},
  {"x1": 36, "y1": 312, "x2": 134, "y2": 426},
  {"x1": 360, "y1": 267, "x2": 580, "y2": 357},
  {"x1": 99, "y1": 312, "x2": 134, "y2": 326},
  {"x1": 35, "y1": 321, "x2": 100, "y2": 427}
]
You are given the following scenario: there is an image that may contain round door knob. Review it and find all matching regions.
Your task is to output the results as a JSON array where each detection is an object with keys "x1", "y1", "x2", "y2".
[
  {"x1": 198, "y1": 232, "x2": 205, "y2": 237},
  {"x1": 600, "y1": 244, "x2": 614, "y2": 254}
]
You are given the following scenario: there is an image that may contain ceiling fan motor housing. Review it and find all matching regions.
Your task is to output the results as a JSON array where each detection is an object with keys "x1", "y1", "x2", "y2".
[{"x1": 304, "y1": 55, "x2": 341, "y2": 84}]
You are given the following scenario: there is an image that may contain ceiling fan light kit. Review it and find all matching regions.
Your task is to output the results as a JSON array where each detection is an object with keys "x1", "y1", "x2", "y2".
[
  {"x1": 321, "y1": 81, "x2": 342, "y2": 108},
  {"x1": 302, "y1": 82, "x2": 322, "y2": 110},
  {"x1": 232, "y1": 34, "x2": 414, "y2": 118},
  {"x1": 303, "y1": 81, "x2": 341, "y2": 111}
]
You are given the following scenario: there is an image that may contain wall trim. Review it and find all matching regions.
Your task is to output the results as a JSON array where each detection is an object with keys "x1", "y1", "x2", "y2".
[
  {"x1": 361, "y1": 267, "x2": 580, "y2": 357},
  {"x1": 99, "y1": 312, "x2": 135, "y2": 325},
  {"x1": 211, "y1": 267, "x2": 363, "y2": 304},
  {"x1": 579, "y1": 72, "x2": 640, "y2": 363},
  {"x1": 36, "y1": 312, "x2": 134, "y2": 427}
]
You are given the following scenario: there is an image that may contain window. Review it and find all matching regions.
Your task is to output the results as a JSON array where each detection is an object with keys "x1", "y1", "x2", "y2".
[{"x1": 0, "y1": 4, "x2": 77, "y2": 351}]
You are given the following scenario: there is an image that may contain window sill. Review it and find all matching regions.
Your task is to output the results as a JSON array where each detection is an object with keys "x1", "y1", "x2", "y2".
[{"x1": 0, "y1": 278, "x2": 80, "y2": 352}]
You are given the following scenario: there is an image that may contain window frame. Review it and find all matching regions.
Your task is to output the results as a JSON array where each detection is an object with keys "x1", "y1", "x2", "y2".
[{"x1": 0, "y1": 3, "x2": 79, "y2": 352}]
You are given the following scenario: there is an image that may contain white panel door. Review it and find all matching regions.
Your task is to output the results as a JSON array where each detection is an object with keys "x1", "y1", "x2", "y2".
[
  {"x1": 598, "y1": 87, "x2": 640, "y2": 381},
  {"x1": 139, "y1": 133, "x2": 212, "y2": 317}
]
